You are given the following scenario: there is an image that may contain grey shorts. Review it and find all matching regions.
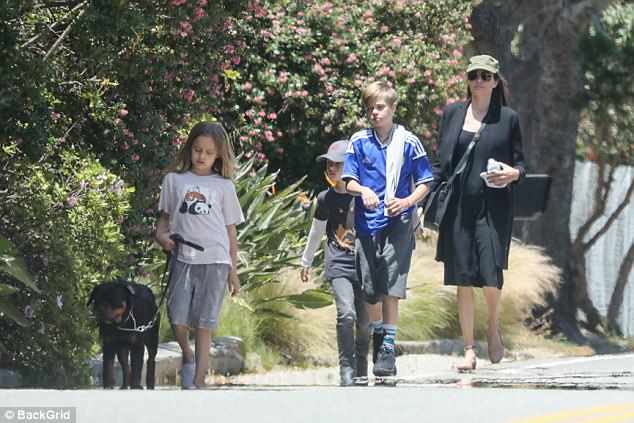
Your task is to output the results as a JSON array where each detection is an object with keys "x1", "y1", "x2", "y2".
[
  {"x1": 167, "y1": 260, "x2": 229, "y2": 330},
  {"x1": 356, "y1": 212, "x2": 415, "y2": 304}
]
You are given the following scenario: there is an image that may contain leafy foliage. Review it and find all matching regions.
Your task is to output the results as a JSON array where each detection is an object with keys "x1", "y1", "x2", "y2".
[
  {"x1": 0, "y1": 143, "x2": 132, "y2": 387},
  {"x1": 576, "y1": 2, "x2": 634, "y2": 164}
]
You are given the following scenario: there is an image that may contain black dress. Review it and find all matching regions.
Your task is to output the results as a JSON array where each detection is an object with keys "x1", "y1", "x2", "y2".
[{"x1": 431, "y1": 101, "x2": 526, "y2": 289}]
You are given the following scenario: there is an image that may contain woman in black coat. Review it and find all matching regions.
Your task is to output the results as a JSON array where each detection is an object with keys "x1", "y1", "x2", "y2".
[{"x1": 431, "y1": 55, "x2": 526, "y2": 372}]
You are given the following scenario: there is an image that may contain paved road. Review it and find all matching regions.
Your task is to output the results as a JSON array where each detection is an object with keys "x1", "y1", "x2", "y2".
[{"x1": 1, "y1": 353, "x2": 633, "y2": 423}]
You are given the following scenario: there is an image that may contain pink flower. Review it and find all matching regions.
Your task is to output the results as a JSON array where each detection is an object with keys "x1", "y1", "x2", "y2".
[
  {"x1": 269, "y1": 113, "x2": 277, "y2": 119},
  {"x1": 67, "y1": 196, "x2": 78, "y2": 208},
  {"x1": 301, "y1": 90, "x2": 309, "y2": 97},
  {"x1": 258, "y1": 111, "x2": 266, "y2": 117},
  {"x1": 275, "y1": 147, "x2": 284, "y2": 153},
  {"x1": 446, "y1": 98, "x2": 456, "y2": 105},
  {"x1": 192, "y1": 8, "x2": 206, "y2": 22},
  {"x1": 245, "y1": 82, "x2": 253, "y2": 90},
  {"x1": 183, "y1": 89, "x2": 195, "y2": 102},
  {"x1": 173, "y1": 0, "x2": 186, "y2": 5},
  {"x1": 120, "y1": 109, "x2": 128, "y2": 116},
  {"x1": 199, "y1": 0, "x2": 207, "y2": 5},
  {"x1": 424, "y1": 70, "x2": 432, "y2": 77},
  {"x1": 346, "y1": 54, "x2": 357, "y2": 63},
  {"x1": 51, "y1": 113, "x2": 61, "y2": 120}
]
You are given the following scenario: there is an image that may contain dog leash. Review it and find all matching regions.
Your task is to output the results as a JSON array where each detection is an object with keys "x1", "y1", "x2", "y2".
[{"x1": 116, "y1": 234, "x2": 204, "y2": 333}]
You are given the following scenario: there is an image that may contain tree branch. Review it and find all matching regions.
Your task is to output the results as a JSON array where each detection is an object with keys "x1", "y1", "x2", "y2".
[
  {"x1": 574, "y1": 161, "x2": 613, "y2": 247},
  {"x1": 20, "y1": 1, "x2": 87, "y2": 50},
  {"x1": 607, "y1": 240, "x2": 634, "y2": 334},
  {"x1": 584, "y1": 173, "x2": 634, "y2": 250},
  {"x1": 43, "y1": 6, "x2": 87, "y2": 61}
]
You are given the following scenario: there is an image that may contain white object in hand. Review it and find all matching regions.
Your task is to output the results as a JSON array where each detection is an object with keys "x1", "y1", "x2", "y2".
[
  {"x1": 480, "y1": 158, "x2": 506, "y2": 188},
  {"x1": 487, "y1": 158, "x2": 503, "y2": 172}
]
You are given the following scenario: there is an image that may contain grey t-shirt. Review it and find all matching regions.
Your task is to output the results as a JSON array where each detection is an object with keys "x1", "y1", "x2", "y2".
[
  {"x1": 314, "y1": 188, "x2": 357, "y2": 281},
  {"x1": 159, "y1": 171, "x2": 244, "y2": 265}
]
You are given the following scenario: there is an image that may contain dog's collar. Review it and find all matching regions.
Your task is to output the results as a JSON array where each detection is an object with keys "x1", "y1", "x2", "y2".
[{"x1": 120, "y1": 301, "x2": 134, "y2": 326}]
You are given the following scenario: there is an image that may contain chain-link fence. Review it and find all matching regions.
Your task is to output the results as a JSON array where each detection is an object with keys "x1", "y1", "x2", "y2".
[{"x1": 570, "y1": 161, "x2": 634, "y2": 336}]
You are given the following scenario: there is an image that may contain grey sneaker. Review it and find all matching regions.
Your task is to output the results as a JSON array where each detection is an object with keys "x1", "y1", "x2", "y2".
[
  {"x1": 373, "y1": 344, "x2": 396, "y2": 377},
  {"x1": 340, "y1": 366, "x2": 356, "y2": 387}
]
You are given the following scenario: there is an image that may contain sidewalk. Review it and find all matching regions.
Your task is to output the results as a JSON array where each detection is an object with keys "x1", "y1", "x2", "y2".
[{"x1": 224, "y1": 339, "x2": 568, "y2": 387}]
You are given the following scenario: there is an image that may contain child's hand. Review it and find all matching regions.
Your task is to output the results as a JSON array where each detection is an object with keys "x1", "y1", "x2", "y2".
[
  {"x1": 300, "y1": 267, "x2": 309, "y2": 283},
  {"x1": 157, "y1": 233, "x2": 176, "y2": 252},
  {"x1": 361, "y1": 187, "x2": 380, "y2": 211},
  {"x1": 228, "y1": 269, "x2": 240, "y2": 296},
  {"x1": 386, "y1": 197, "x2": 411, "y2": 216}
]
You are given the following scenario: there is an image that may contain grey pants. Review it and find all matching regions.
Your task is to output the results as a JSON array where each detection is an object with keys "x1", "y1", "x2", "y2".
[{"x1": 331, "y1": 277, "x2": 371, "y2": 372}]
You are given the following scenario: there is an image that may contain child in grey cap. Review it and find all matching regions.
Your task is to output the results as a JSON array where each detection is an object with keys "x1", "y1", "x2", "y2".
[{"x1": 300, "y1": 140, "x2": 370, "y2": 386}]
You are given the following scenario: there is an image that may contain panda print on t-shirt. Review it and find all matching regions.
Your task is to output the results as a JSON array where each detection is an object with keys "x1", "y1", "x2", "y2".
[{"x1": 179, "y1": 186, "x2": 211, "y2": 215}]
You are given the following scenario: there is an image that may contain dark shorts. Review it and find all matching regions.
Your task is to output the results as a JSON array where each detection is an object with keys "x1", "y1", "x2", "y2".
[{"x1": 355, "y1": 212, "x2": 415, "y2": 304}]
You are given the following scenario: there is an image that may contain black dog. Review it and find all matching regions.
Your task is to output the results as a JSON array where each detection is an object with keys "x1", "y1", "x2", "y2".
[{"x1": 87, "y1": 280, "x2": 159, "y2": 389}]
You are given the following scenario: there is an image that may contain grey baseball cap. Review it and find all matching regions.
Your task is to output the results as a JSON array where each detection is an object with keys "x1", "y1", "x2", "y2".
[{"x1": 316, "y1": 140, "x2": 349, "y2": 162}]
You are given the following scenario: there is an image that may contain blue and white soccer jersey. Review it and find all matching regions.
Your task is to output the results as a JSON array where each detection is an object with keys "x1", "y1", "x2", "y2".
[{"x1": 342, "y1": 128, "x2": 433, "y2": 237}]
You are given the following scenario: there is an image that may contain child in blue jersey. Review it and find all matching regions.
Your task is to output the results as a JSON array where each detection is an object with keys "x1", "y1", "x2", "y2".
[
  {"x1": 300, "y1": 140, "x2": 370, "y2": 387},
  {"x1": 342, "y1": 81, "x2": 433, "y2": 379}
]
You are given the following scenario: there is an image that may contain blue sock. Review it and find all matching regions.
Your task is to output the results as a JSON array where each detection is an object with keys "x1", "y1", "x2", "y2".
[
  {"x1": 383, "y1": 324, "x2": 397, "y2": 351},
  {"x1": 371, "y1": 319, "x2": 383, "y2": 335}
]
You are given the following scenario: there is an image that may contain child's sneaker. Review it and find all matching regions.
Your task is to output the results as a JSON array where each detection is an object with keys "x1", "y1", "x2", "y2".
[
  {"x1": 339, "y1": 366, "x2": 356, "y2": 387},
  {"x1": 372, "y1": 331, "x2": 385, "y2": 364},
  {"x1": 373, "y1": 344, "x2": 396, "y2": 377},
  {"x1": 354, "y1": 354, "x2": 368, "y2": 386}
]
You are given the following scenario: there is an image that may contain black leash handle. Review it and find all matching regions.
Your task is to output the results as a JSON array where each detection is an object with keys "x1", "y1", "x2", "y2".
[{"x1": 169, "y1": 233, "x2": 204, "y2": 251}]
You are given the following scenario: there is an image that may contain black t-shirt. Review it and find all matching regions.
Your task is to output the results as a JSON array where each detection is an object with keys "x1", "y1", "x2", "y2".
[{"x1": 314, "y1": 188, "x2": 357, "y2": 281}]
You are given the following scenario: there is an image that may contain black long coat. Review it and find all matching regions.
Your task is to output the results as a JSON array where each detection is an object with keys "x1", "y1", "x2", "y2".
[{"x1": 431, "y1": 100, "x2": 526, "y2": 270}]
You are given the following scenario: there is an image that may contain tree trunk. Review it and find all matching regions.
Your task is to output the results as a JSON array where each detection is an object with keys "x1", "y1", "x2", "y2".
[
  {"x1": 607, "y1": 241, "x2": 634, "y2": 334},
  {"x1": 470, "y1": 0, "x2": 614, "y2": 338}
]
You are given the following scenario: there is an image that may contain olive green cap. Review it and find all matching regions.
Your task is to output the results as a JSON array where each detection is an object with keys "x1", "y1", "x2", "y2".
[{"x1": 466, "y1": 55, "x2": 499, "y2": 74}]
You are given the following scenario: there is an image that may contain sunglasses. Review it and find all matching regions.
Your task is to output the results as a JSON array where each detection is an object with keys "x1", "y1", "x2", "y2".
[{"x1": 467, "y1": 70, "x2": 494, "y2": 81}]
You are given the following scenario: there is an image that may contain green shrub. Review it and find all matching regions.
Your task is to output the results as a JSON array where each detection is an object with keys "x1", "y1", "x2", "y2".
[{"x1": 0, "y1": 143, "x2": 133, "y2": 387}]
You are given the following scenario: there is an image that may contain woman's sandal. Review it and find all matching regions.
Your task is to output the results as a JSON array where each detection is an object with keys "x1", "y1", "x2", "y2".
[
  {"x1": 488, "y1": 328, "x2": 504, "y2": 364},
  {"x1": 456, "y1": 345, "x2": 477, "y2": 373}
]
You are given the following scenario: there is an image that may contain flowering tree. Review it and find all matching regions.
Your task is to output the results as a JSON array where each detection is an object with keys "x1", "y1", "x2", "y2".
[{"x1": 225, "y1": 0, "x2": 472, "y2": 188}]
